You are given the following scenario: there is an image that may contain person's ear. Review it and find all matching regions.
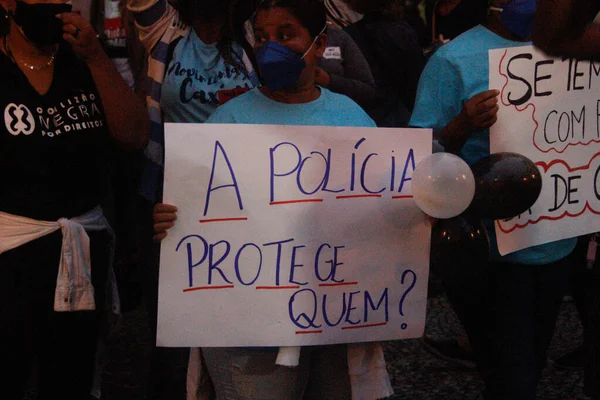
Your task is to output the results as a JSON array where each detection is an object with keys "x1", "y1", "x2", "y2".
[{"x1": 314, "y1": 32, "x2": 327, "y2": 58}]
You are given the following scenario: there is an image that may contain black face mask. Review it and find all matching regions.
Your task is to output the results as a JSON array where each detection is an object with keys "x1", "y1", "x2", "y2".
[{"x1": 13, "y1": 1, "x2": 72, "y2": 47}]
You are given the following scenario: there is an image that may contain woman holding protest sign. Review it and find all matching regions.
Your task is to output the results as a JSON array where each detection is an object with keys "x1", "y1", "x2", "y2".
[
  {"x1": 409, "y1": 0, "x2": 576, "y2": 399},
  {"x1": 153, "y1": 1, "x2": 394, "y2": 399},
  {"x1": 0, "y1": 0, "x2": 149, "y2": 397}
]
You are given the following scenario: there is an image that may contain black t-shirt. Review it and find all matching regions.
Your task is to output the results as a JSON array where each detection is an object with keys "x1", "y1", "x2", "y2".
[
  {"x1": 344, "y1": 15, "x2": 424, "y2": 126},
  {"x1": 0, "y1": 43, "x2": 110, "y2": 221}
]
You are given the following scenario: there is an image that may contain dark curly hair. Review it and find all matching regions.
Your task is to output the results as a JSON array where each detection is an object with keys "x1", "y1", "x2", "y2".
[
  {"x1": 256, "y1": 0, "x2": 327, "y2": 39},
  {"x1": 175, "y1": 0, "x2": 259, "y2": 72}
]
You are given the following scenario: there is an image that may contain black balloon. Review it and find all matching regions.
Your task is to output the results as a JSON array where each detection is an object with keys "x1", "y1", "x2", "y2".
[
  {"x1": 430, "y1": 213, "x2": 490, "y2": 276},
  {"x1": 468, "y1": 152, "x2": 542, "y2": 220}
]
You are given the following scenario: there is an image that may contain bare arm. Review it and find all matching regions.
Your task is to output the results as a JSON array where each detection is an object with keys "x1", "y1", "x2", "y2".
[
  {"x1": 86, "y1": 56, "x2": 150, "y2": 150},
  {"x1": 438, "y1": 115, "x2": 471, "y2": 154},
  {"x1": 533, "y1": 0, "x2": 600, "y2": 59},
  {"x1": 59, "y1": 12, "x2": 150, "y2": 150}
]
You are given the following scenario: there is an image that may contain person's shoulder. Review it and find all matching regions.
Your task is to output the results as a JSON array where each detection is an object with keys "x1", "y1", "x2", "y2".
[
  {"x1": 224, "y1": 88, "x2": 261, "y2": 108},
  {"x1": 207, "y1": 89, "x2": 261, "y2": 123},
  {"x1": 434, "y1": 25, "x2": 491, "y2": 56},
  {"x1": 343, "y1": 21, "x2": 359, "y2": 37},
  {"x1": 424, "y1": 26, "x2": 491, "y2": 71},
  {"x1": 321, "y1": 88, "x2": 358, "y2": 108},
  {"x1": 422, "y1": 43, "x2": 456, "y2": 72},
  {"x1": 326, "y1": 25, "x2": 350, "y2": 42},
  {"x1": 321, "y1": 89, "x2": 376, "y2": 127}
]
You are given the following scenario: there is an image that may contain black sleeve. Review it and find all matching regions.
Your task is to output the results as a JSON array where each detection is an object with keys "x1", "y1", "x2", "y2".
[{"x1": 325, "y1": 29, "x2": 378, "y2": 109}]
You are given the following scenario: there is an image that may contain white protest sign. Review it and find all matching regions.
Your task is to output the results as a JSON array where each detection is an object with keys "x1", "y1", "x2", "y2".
[
  {"x1": 489, "y1": 45, "x2": 600, "y2": 255},
  {"x1": 157, "y1": 123, "x2": 432, "y2": 347}
]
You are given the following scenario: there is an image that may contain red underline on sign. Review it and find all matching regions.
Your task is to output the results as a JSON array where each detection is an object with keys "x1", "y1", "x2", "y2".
[
  {"x1": 255, "y1": 285, "x2": 301, "y2": 290},
  {"x1": 319, "y1": 282, "x2": 359, "y2": 287},
  {"x1": 269, "y1": 199, "x2": 323, "y2": 205},
  {"x1": 496, "y1": 201, "x2": 597, "y2": 233},
  {"x1": 342, "y1": 322, "x2": 388, "y2": 330},
  {"x1": 392, "y1": 195, "x2": 413, "y2": 199},
  {"x1": 296, "y1": 330, "x2": 323, "y2": 334},
  {"x1": 183, "y1": 285, "x2": 235, "y2": 292},
  {"x1": 336, "y1": 194, "x2": 382, "y2": 199},
  {"x1": 199, "y1": 218, "x2": 248, "y2": 223}
]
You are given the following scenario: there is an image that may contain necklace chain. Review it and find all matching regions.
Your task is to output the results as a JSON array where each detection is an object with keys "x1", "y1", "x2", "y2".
[{"x1": 4, "y1": 36, "x2": 57, "y2": 71}]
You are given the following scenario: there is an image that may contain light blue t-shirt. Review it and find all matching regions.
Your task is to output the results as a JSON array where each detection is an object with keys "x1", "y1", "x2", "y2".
[
  {"x1": 207, "y1": 86, "x2": 374, "y2": 352},
  {"x1": 410, "y1": 25, "x2": 576, "y2": 265},
  {"x1": 161, "y1": 29, "x2": 260, "y2": 123},
  {"x1": 207, "y1": 87, "x2": 376, "y2": 128}
]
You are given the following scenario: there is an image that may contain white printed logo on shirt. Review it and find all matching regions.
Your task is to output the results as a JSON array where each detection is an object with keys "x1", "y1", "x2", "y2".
[
  {"x1": 323, "y1": 47, "x2": 342, "y2": 60},
  {"x1": 4, "y1": 104, "x2": 35, "y2": 136}
]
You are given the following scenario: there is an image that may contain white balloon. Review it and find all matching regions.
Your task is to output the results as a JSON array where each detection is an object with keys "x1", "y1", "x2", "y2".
[{"x1": 411, "y1": 152, "x2": 475, "y2": 219}]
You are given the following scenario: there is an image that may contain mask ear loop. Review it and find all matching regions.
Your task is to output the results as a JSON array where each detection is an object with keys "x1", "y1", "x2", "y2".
[{"x1": 301, "y1": 23, "x2": 328, "y2": 59}]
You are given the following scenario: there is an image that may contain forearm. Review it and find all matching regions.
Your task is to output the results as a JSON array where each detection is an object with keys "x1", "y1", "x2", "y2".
[
  {"x1": 437, "y1": 114, "x2": 470, "y2": 154},
  {"x1": 87, "y1": 54, "x2": 150, "y2": 150}
]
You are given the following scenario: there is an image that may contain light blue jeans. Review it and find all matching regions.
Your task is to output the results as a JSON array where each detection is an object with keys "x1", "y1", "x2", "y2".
[{"x1": 202, "y1": 345, "x2": 351, "y2": 400}]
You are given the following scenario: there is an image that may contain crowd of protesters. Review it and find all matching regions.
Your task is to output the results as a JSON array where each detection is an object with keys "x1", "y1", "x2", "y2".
[{"x1": 1, "y1": 0, "x2": 600, "y2": 399}]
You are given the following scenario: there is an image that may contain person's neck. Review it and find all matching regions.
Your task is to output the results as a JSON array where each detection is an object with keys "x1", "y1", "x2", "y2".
[
  {"x1": 261, "y1": 82, "x2": 321, "y2": 104},
  {"x1": 192, "y1": 16, "x2": 226, "y2": 44},
  {"x1": 485, "y1": 14, "x2": 529, "y2": 42},
  {"x1": 5, "y1": 23, "x2": 56, "y2": 62}
]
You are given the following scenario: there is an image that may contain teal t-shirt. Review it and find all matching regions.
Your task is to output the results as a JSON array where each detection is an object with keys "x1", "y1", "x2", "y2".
[
  {"x1": 161, "y1": 29, "x2": 260, "y2": 123},
  {"x1": 207, "y1": 87, "x2": 376, "y2": 128},
  {"x1": 207, "y1": 86, "x2": 375, "y2": 352},
  {"x1": 409, "y1": 25, "x2": 576, "y2": 265},
  {"x1": 410, "y1": 25, "x2": 518, "y2": 166}
]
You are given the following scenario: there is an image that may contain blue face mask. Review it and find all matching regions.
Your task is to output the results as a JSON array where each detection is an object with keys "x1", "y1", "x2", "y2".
[
  {"x1": 255, "y1": 25, "x2": 326, "y2": 91},
  {"x1": 255, "y1": 41, "x2": 308, "y2": 91},
  {"x1": 494, "y1": 0, "x2": 537, "y2": 40}
]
